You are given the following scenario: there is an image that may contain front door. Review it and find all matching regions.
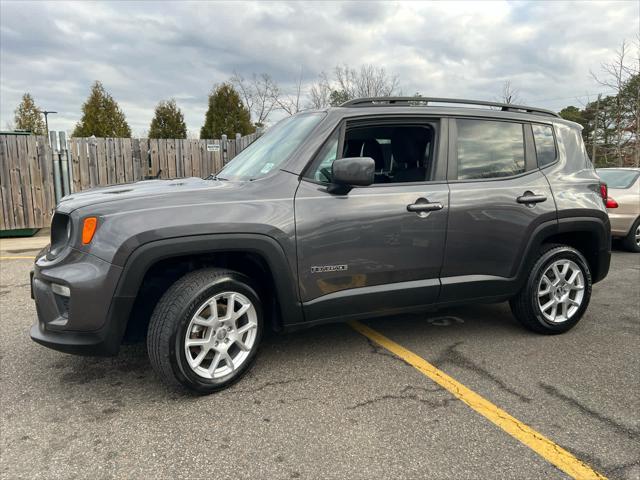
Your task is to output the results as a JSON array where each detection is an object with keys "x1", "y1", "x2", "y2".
[{"x1": 294, "y1": 117, "x2": 449, "y2": 323}]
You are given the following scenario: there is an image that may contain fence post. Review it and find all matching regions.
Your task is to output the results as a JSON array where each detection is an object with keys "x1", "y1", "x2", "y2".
[
  {"x1": 221, "y1": 134, "x2": 228, "y2": 165},
  {"x1": 58, "y1": 131, "x2": 72, "y2": 196},
  {"x1": 49, "y1": 131, "x2": 63, "y2": 203}
]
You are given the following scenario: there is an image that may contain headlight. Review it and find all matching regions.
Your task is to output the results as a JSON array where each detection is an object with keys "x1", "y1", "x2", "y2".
[{"x1": 49, "y1": 213, "x2": 71, "y2": 257}]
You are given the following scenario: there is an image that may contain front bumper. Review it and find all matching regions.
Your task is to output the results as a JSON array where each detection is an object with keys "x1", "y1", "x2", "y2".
[
  {"x1": 30, "y1": 321, "x2": 119, "y2": 356},
  {"x1": 30, "y1": 246, "x2": 129, "y2": 356}
]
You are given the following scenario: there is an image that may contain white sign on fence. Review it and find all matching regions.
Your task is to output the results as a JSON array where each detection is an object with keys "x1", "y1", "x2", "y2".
[{"x1": 207, "y1": 143, "x2": 220, "y2": 152}]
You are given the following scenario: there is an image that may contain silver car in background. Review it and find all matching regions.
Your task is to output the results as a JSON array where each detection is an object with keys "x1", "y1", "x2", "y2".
[{"x1": 597, "y1": 168, "x2": 640, "y2": 252}]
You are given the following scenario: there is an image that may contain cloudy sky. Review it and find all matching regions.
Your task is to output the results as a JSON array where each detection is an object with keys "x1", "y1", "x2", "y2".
[{"x1": 1, "y1": 0, "x2": 638, "y2": 136}]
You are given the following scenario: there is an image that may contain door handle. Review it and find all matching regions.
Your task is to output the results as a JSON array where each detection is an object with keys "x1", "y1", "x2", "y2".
[
  {"x1": 516, "y1": 193, "x2": 547, "y2": 204},
  {"x1": 407, "y1": 201, "x2": 444, "y2": 213}
]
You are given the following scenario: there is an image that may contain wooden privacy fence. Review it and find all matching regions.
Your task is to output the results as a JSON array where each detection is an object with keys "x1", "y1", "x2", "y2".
[
  {"x1": 0, "y1": 134, "x2": 56, "y2": 232},
  {"x1": 0, "y1": 131, "x2": 260, "y2": 231}
]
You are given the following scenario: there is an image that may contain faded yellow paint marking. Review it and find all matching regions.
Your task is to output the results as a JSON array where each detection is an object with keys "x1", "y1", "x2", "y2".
[
  {"x1": 0, "y1": 256, "x2": 34, "y2": 260},
  {"x1": 350, "y1": 320, "x2": 607, "y2": 480}
]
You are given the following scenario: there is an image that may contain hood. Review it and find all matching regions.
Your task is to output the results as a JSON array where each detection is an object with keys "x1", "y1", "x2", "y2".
[{"x1": 56, "y1": 177, "x2": 229, "y2": 214}]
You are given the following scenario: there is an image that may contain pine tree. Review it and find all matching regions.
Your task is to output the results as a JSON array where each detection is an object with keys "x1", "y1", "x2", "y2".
[
  {"x1": 13, "y1": 93, "x2": 46, "y2": 135},
  {"x1": 148, "y1": 99, "x2": 187, "y2": 139},
  {"x1": 200, "y1": 83, "x2": 254, "y2": 139},
  {"x1": 73, "y1": 81, "x2": 131, "y2": 137}
]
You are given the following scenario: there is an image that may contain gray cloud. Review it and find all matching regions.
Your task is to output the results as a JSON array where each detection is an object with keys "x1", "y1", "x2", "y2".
[{"x1": 1, "y1": 0, "x2": 637, "y2": 136}]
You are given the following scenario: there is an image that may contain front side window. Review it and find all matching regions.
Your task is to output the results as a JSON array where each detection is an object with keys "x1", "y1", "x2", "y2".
[
  {"x1": 306, "y1": 121, "x2": 437, "y2": 184},
  {"x1": 217, "y1": 112, "x2": 325, "y2": 181},
  {"x1": 532, "y1": 124, "x2": 557, "y2": 167},
  {"x1": 308, "y1": 128, "x2": 340, "y2": 183},
  {"x1": 456, "y1": 119, "x2": 525, "y2": 180}
]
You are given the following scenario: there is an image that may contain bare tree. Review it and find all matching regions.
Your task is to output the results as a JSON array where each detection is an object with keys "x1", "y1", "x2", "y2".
[
  {"x1": 498, "y1": 81, "x2": 523, "y2": 104},
  {"x1": 590, "y1": 40, "x2": 638, "y2": 166},
  {"x1": 308, "y1": 72, "x2": 332, "y2": 109},
  {"x1": 334, "y1": 64, "x2": 399, "y2": 99},
  {"x1": 308, "y1": 64, "x2": 400, "y2": 108},
  {"x1": 276, "y1": 66, "x2": 305, "y2": 115},
  {"x1": 230, "y1": 72, "x2": 280, "y2": 127}
]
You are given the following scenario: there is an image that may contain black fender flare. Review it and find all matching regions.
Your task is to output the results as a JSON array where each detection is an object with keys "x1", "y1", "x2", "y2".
[
  {"x1": 515, "y1": 215, "x2": 610, "y2": 287},
  {"x1": 109, "y1": 233, "x2": 304, "y2": 343}
]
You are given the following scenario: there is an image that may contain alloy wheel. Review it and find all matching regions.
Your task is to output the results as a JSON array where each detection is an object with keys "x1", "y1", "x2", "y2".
[
  {"x1": 184, "y1": 291, "x2": 258, "y2": 379},
  {"x1": 537, "y1": 259, "x2": 585, "y2": 323}
]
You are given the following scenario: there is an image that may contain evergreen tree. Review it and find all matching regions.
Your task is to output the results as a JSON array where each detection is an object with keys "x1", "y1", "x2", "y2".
[
  {"x1": 73, "y1": 81, "x2": 131, "y2": 137},
  {"x1": 148, "y1": 99, "x2": 187, "y2": 139},
  {"x1": 329, "y1": 89, "x2": 350, "y2": 107},
  {"x1": 13, "y1": 93, "x2": 46, "y2": 135},
  {"x1": 200, "y1": 83, "x2": 254, "y2": 139}
]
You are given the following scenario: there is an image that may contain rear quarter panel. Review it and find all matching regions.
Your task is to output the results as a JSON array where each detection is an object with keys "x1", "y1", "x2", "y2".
[{"x1": 544, "y1": 122, "x2": 608, "y2": 224}]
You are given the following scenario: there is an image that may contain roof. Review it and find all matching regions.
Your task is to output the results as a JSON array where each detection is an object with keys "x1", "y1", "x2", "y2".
[{"x1": 0, "y1": 130, "x2": 32, "y2": 136}]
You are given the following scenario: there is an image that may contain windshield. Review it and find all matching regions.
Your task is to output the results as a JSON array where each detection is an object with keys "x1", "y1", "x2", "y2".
[
  {"x1": 216, "y1": 112, "x2": 325, "y2": 180},
  {"x1": 597, "y1": 169, "x2": 640, "y2": 189}
]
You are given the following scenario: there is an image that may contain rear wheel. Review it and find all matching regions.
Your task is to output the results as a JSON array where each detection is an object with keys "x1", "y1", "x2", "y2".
[
  {"x1": 510, "y1": 245, "x2": 592, "y2": 334},
  {"x1": 147, "y1": 268, "x2": 263, "y2": 394},
  {"x1": 621, "y1": 218, "x2": 640, "y2": 253}
]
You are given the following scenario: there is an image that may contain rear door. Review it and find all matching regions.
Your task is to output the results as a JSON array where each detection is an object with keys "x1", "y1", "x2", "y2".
[
  {"x1": 440, "y1": 117, "x2": 557, "y2": 302},
  {"x1": 294, "y1": 117, "x2": 449, "y2": 323}
]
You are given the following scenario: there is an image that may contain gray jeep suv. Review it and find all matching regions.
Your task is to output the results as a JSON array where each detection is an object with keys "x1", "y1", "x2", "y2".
[{"x1": 31, "y1": 97, "x2": 611, "y2": 393}]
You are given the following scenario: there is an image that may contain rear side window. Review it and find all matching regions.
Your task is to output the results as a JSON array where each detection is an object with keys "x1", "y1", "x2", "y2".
[
  {"x1": 532, "y1": 124, "x2": 557, "y2": 167},
  {"x1": 456, "y1": 119, "x2": 525, "y2": 179}
]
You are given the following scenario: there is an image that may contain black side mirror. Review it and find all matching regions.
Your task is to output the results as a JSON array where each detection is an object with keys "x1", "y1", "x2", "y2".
[{"x1": 329, "y1": 157, "x2": 374, "y2": 193}]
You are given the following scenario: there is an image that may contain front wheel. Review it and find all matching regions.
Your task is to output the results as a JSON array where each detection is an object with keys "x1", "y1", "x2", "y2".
[
  {"x1": 147, "y1": 268, "x2": 263, "y2": 394},
  {"x1": 510, "y1": 245, "x2": 592, "y2": 334}
]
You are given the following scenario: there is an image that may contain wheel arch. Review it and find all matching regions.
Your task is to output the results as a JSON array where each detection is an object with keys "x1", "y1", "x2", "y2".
[
  {"x1": 519, "y1": 216, "x2": 611, "y2": 287},
  {"x1": 111, "y1": 234, "x2": 304, "y2": 345}
]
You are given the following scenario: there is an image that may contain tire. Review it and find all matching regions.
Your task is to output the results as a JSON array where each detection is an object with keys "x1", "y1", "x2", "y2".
[
  {"x1": 621, "y1": 218, "x2": 640, "y2": 253},
  {"x1": 147, "y1": 268, "x2": 263, "y2": 394},
  {"x1": 509, "y1": 244, "x2": 592, "y2": 334}
]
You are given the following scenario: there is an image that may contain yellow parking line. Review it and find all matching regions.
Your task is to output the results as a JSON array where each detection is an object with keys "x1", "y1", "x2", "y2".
[
  {"x1": 0, "y1": 256, "x2": 34, "y2": 260},
  {"x1": 350, "y1": 321, "x2": 606, "y2": 480}
]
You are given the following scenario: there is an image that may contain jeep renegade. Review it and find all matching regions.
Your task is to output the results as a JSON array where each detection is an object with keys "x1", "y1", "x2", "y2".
[{"x1": 31, "y1": 97, "x2": 611, "y2": 393}]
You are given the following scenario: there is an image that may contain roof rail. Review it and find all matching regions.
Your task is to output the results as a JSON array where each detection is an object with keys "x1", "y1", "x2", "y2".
[{"x1": 340, "y1": 97, "x2": 560, "y2": 118}]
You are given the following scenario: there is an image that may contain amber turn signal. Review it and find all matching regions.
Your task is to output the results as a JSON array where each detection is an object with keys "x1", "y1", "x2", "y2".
[{"x1": 82, "y1": 217, "x2": 98, "y2": 244}]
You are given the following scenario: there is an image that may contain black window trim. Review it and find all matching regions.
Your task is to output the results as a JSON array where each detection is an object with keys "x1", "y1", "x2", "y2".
[
  {"x1": 301, "y1": 114, "x2": 448, "y2": 188},
  {"x1": 447, "y1": 116, "x2": 538, "y2": 183}
]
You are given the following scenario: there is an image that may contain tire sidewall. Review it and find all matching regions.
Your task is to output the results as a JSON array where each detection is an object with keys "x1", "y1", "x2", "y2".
[
  {"x1": 527, "y1": 247, "x2": 592, "y2": 333},
  {"x1": 623, "y1": 218, "x2": 640, "y2": 253},
  {"x1": 168, "y1": 275, "x2": 263, "y2": 394}
]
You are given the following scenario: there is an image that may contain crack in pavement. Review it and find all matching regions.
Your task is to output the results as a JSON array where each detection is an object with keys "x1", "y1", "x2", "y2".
[
  {"x1": 609, "y1": 459, "x2": 640, "y2": 477},
  {"x1": 346, "y1": 384, "x2": 454, "y2": 410},
  {"x1": 540, "y1": 383, "x2": 640, "y2": 441},
  {"x1": 224, "y1": 378, "x2": 304, "y2": 396},
  {"x1": 366, "y1": 338, "x2": 412, "y2": 366},
  {"x1": 565, "y1": 445, "x2": 640, "y2": 479},
  {"x1": 433, "y1": 341, "x2": 533, "y2": 404}
]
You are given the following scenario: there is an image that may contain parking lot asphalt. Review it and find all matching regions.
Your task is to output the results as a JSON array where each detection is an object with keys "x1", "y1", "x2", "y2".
[{"x1": 1, "y1": 247, "x2": 638, "y2": 480}]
